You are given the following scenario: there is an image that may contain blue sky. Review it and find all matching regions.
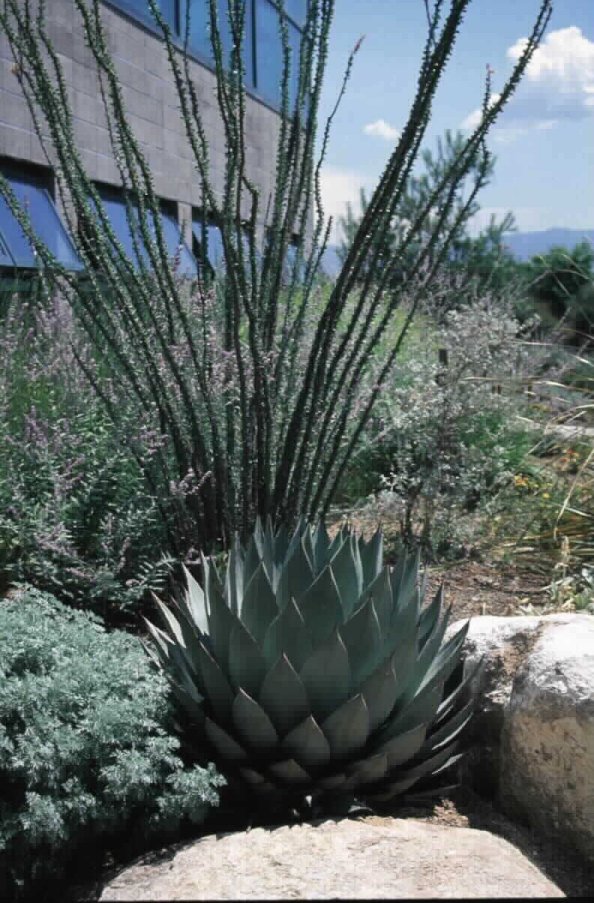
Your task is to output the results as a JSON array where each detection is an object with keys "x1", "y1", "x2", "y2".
[{"x1": 316, "y1": 0, "x2": 594, "y2": 241}]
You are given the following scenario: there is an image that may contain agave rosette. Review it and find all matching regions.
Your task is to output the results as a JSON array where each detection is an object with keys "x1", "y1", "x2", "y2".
[{"x1": 145, "y1": 519, "x2": 475, "y2": 808}]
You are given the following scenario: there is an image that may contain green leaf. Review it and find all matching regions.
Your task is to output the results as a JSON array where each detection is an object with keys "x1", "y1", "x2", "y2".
[
  {"x1": 297, "y1": 565, "x2": 343, "y2": 646},
  {"x1": 376, "y1": 722, "x2": 427, "y2": 771},
  {"x1": 320, "y1": 693, "x2": 369, "y2": 759},
  {"x1": 225, "y1": 540, "x2": 244, "y2": 616},
  {"x1": 423, "y1": 699, "x2": 474, "y2": 755},
  {"x1": 286, "y1": 534, "x2": 315, "y2": 603},
  {"x1": 363, "y1": 774, "x2": 418, "y2": 803},
  {"x1": 204, "y1": 716, "x2": 247, "y2": 762},
  {"x1": 244, "y1": 534, "x2": 264, "y2": 589},
  {"x1": 153, "y1": 595, "x2": 184, "y2": 646},
  {"x1": 312, "y1": 521, "x2": 331, "y2": 570},
  {"x1": 231, "y1": 688, "x2": 279, "y2": 754},
  {"x1": 181, "y1": 565, "x2": 209, "y2": 635},
  {"x1": 241, "y1": 562, "x2": 278, "y2": 647},
  {"x1": 418, "y1": 621, "x2": 470, "y2": 696},
  {"x1": 262, "y1": 596, "x2": 313, "y2": 672},
  {"x1": 361, "y1": 569, "x2": 393, "y2": 635},
  {"x1": 330, "y1": 537, "x2": 363, "y2": 618},
  {"x1": 360, "y1": 656, "x2": 400, "y2": 732},
  {"x1": 204, "y1": 575, "x2": 237, "y2": 669},
  {"x1": 374, "y1": 681, "x2": 443, "y2": 746},
  {"x1": 258, "y1": 654, "x2": 310, "y2": 737},
  {"x1": 299, "y1": 629, "x2": 351, "y2": 721},
  {"x1": 196, "y1": 641, "x2": 235, "y2": 723},
  {"x1": 360, "y1": 529, "x2": 383, "y2": 588},
  {"x1": 239, "y1": 766, "x2": 267, "y2": 785},
  {"x1": 268, "y1": 759, "x2": 311, "y2": 785},
  {"x1": 281, "y1": 714, "x2": 331, "y2": 771},
  {"x1": 347, "y1": 752, "x2": 389, "y2": 787},
  {"x1": 418, "y1": 586, "x2": 444, "y2": 649},
  {"x1": 227, "y1": 621, "x2": 267, "y2": 698},
  {"x1": 340, "y1": 596, "x2": 382, "y2": 684}
]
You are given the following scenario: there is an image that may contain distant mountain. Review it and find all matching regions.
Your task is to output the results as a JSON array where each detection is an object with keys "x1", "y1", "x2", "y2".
[
  {"x1": 320, "y1": 228, "x2": 594, "y2": 277},
  {"x1": 502, "y1": 228, "x2": 594, "y2": 261}
]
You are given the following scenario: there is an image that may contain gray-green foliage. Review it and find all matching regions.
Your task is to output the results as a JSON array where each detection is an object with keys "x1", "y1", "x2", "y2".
[
  {"x1": 0, "y1": 297, "x2": 173, "y2": 615},
  {"x1": 343, "y1": 299, "x2": 540, "y2": 556},
  {"x1": 0, "y1": 586, "x2": 225, "y2": 900},
  {"x1": 0, "y1": 0, "x2": 553, "y2": 551},
  {"x1": 146, "y1": 519, "x2": 475, "y2": 815}
]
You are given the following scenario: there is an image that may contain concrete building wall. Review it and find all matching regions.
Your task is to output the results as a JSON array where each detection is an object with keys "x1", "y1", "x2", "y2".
[{"x1": 0, "y1": 0, "x2": 282, "y2": 236}]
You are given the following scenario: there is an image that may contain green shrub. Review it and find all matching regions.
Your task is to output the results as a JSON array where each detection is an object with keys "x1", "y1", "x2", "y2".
[
  {"x1": 0, "y1": 298, "x2": 172, "y2": 620},
  {"x1": 0, "y1": 586, "x2": 225, "y2": 901},
  {"x1": 339, "y1": 300, "x2": 541, "y2": 557}
]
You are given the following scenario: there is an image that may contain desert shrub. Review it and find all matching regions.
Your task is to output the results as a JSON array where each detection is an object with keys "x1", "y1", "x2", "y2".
[
  {"x1": 340, "y1": 300, "x2": 540, "y2": 557},
  {"x1": 0, "y1": 585, "x2": 225, "y2": 901},
  {"x1": 0, "y1": 297, "x2": 172, "y2": 618}
]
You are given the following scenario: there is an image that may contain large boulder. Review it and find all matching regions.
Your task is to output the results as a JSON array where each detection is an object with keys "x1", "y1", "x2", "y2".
[
  {"x1": 98, "y1": 816, "x2": 563, "y2": 900},
  {"x1": 500, "y1": 616, "x2": 594, "y2": 865},
  {"x1": 449, "y1": 613, "x2": 594, "y2": 865}
]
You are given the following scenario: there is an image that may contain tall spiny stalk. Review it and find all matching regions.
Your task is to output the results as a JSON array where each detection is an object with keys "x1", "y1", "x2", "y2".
[{"x1": 0, "y1": 0, "x2": 553, "y2": 554}]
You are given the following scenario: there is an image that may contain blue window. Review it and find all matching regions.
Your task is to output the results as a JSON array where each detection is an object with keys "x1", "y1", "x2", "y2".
[
  {"x1": 94, "y1": 185, "x2": 197, "y2": 276},
  {"x1": 192, "y1": 212, "x2": 225, "y2": 273},
  {"x1": 106, "y1": 2, "x2": 305, "y2": 113},
  {"x1": 180, "y1": 1, "x2": 254, "y2": 87},
  {"x1": 255, "y1": 0, "x2": 300, "y2": 110},
  {"x1": 0, "y1": 166, "x2": 82, "y2": 270}
]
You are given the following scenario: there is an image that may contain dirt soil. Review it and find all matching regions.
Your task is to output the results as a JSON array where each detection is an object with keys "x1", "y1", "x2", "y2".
[{"x1": 425, "y1": 558, "x2": 550, "y2": 622}]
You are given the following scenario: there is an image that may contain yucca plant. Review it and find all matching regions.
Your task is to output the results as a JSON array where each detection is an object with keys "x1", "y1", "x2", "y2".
[{"x1": 145, "y1": 519, "x2": 476, "y2": 815}]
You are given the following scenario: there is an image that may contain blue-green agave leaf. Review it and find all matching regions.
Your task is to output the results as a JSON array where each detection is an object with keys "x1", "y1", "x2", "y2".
[
  {"x1": 361, "y1": 568, "x2": 393, "y2": 635},
  {"x1": 286, "y1": 534, "x2": 315, "y2": 603},
  {"x1": 297, "y1": 565, "x2": 343, "y2": 646},
  {"x1": 239, "y1": 766, "x2": 267, "y2": 785},
  {"x1": 418, "y1": 620, "x2": 470, "y2": 696},
  {"x1": 152, "y1": 594, "x2": 184, "y2": 646},
  {"x1": 418, "y1": 586, "x2": 444, "y2": 649},
  {"x1": 330, "y1": 537, "x2": 363, "y2": 617},
  {"x1": 258, "y1": 654, "x2": 310, "y2": 737},
  {"x1": 320, "y1": 693, "x2": 369, "y2": 759},
  {"x1": 360, "y1": 656, "x2": 400, "y2": 733},
  {"x1": 281, "y1": 714, "x2": 331, "y2": 771},
  {"x1": 299, "y1": 629, "x2": 351, "y2": 721},
  {"x1": 374, "y1": 681, "x2": 443, "y2": 747},
  {"x1": 225, "y1": 539, "x2": 244, "y2": 616},
  {"x1": 181, "y1": 565, "x2": 209, "y2": 635},
  {"x1": 347, "y1": 752, "x2": 389, "y2": 786},
  {"x1": 204, "y1": 716, "x2": 248, "y2": 762},
  {"x1": 360, "y1": 529, "x2": 384, "y2": 588},
  {"x1": 422, "y1": 699, "x2": 474, "y2": 755},
  {"x1": 196, "y1": 640, "x2": 235, "y2": 722},
  {"x1": 241, "y1": 562, "x2": 278, "y2": 647},
  {"x1": 340, "y1": 596, "x2": 383, "y2": 684},
  {"x1": 433, "y1": 658, "x2": 482, "y2": 727},
  {"x1": 318, "y1": 773, "x2": 347, "y2": 790},
  {"x1": 268, "y1": 759, "x2": 311, "y2": 785},
  {"x1": 263, "y1": 596, "x2": 313, "y2": 671},
  {"x1": 312, "y1": 520, "x2": 331, "y2": 570},
  {"x1": 227, "y1": 620, "x2": 267, "y2": 698},
  {"x1": 232, "y1": 688, "x2": 279, "y2": 753},
  {"x1": 376, "y1": 722, "x2": 427, "y2": 771}
]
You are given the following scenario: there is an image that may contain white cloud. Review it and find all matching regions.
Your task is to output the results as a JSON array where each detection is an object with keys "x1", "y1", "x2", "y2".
[
  {"x1": 363, "y1": 118, "x2": 400, "y2": 141},
  {"x1": 461, "y1": 26, "x2": 594, "y2": 142},
  {"x1": 318, "y1": 165, "x2": 375, "y2": 243}
]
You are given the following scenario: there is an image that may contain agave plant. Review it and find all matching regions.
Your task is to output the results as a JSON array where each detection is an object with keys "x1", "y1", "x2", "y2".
[{"x1": 145, "y1": 519, "x2": 476, "y2": 813}]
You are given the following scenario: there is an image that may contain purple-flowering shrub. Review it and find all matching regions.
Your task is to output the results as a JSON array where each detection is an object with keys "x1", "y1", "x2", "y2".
[{"x1": 0, "y1": 297, "x2": 172, "y2": 618}]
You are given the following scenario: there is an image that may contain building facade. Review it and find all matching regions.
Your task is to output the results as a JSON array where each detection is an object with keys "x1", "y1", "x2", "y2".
[{"x1": 0, "y1": 0, "x2": 306, "y2": 274}]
